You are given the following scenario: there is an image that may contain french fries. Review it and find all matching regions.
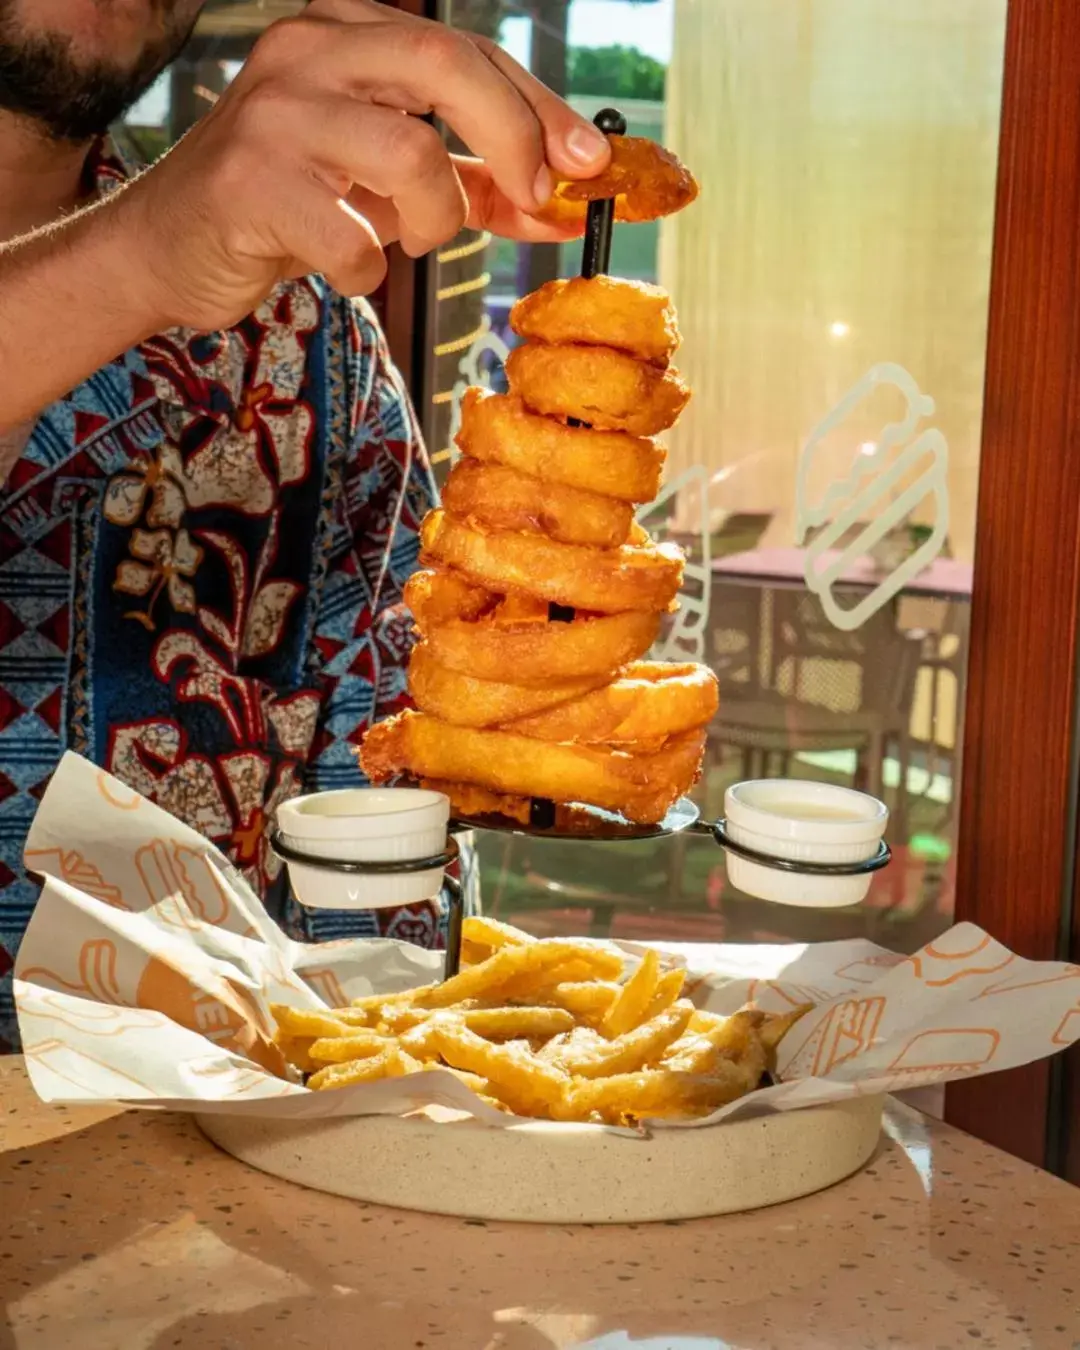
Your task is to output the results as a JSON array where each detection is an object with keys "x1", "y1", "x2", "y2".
[
  {"x1": 601, "y1": 947, "x2": 661, "y2": 1037},
  {"x1": 555, "y1": 1001, "x2": 694, "y2": 1078},
  {"x1": 269, "y1": 920, "x2": 811, "y2": 1124}
]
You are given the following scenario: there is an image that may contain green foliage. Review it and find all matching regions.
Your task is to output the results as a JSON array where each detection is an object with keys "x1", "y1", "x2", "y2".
[
  {"x1": 447, "y1": 0, "x2": 506, "y2": 40},
  {"x1": 122, "y1": 124, "x2": 169, "y2": 163},
  {"x1": 567, "y1": 44, "x2": 666, "y2": 101}
]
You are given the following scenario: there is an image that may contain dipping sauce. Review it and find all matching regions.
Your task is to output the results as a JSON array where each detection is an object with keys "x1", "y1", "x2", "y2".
[
  {"x1": 723, "y1": 778, "x2": 889, "y2": 908},
  {"x1": 759, "y1": 800, "x2": 868, "y2": 823}
]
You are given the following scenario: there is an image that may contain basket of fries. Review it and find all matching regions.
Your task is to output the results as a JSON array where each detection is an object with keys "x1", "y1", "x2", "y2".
[
  {"x1": 191, "y1": 921, "x2": 883, "y2": 1223},
  {"x1": 17, "y1": 755, "x2": 1080, "y2": 1223}
]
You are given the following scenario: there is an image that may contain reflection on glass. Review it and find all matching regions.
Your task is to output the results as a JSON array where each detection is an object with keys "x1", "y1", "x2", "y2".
[{"x1": 447, "y1": 3, "x2": 1007, "y2": 976}]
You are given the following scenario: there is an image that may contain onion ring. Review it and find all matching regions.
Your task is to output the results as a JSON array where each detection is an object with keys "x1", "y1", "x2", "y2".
[
  {"x1": 403, "y1": 567, "x2": 493, "y2": 625},
  {"x1": 455, "y1": 389, "x2": 665, "y2": 503},
  {"x1": 420, "y1": 779, "x2": 535, "y2": 824},
  {"x1": 361, "y1": 711, "x2": 706, "y2": 824},
  {"x1": 421, "y1": 509, "x2": 684, "y2": 615},
  {"x1": 405, "y1": 570, "x2": 661, "y2": 685},
  {"x1": 409, "y1": 641, "x2": 609, "y2": 727},
  {"x1": 504, "y1": 662, "x2": 719, "y2": 744},
  {"x1": 417, "y1": 780, "x2": 612, "y2": 833},
  {"x1": 535, "y1": 135, "x2": 699, "y2": 226},
  {"x1": 506, "y1": 343, "x2": 690, "y2": 437},
  {"x1": 442, "y1": 457, "x2": 634, "y2": 548},
  {"x1": 510, "y1": 277, "x2": 680, "y2": 367}
]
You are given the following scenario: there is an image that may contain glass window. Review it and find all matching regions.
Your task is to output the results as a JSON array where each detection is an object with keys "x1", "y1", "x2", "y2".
[
  {"x1": 429, "y1": 0, "x2": 1007, "y2": 961},
  {"x1": 119, "y1": 1, "x2": 305, "y2": 158}
]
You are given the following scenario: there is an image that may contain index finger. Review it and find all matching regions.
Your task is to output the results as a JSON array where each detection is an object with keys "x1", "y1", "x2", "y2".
[
  {"x1": 454, "y1": 157, "x2": 586, "y2": 242},
  {"x1": 304, "y1": 2, "x2": 610, "y2": 208},
  {"x1": 469, "y1": 33, "x2": 613, "y2": 183}
]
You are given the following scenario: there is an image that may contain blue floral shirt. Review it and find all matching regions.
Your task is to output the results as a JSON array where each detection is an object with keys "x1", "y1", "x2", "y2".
[{"x1": 0, "y1": 140, "x2": 471, "y2": 1051}]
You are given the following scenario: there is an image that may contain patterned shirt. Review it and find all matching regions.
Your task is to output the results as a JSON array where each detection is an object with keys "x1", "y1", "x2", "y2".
[{"x1": 0, "y1": 140, "x2": 471, "y2": 1052}]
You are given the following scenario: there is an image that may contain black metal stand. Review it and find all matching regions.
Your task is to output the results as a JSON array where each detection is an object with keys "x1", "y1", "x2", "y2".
[
  {"x1": 272, "y1": 798, "x2": 891, "y2": 983},
  {"x1": 270, "y1": 832, "x2": 464, "y2": 980},
  {"x1": 444, "y1": 873, "x2": 465, "y2": 980},
  {"x1": 579, "y1": 106, "x2": 626, "y2": 279},
  {"x1": 707, "y1": 819, "x2": 891, "y2": 876}
]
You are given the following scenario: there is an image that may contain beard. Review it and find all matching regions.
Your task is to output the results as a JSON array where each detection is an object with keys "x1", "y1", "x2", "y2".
[{"x1": 0, "y1": 1, "x2": 200, "y2": 143}]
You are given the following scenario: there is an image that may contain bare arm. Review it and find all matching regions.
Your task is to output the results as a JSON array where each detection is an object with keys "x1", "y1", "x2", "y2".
[
  {"x1": 0, "y1": 0, "x2": 608, "y2": 442},
  {"x1": 0, "y1": 196, "x2": 167, "y2": 434}
]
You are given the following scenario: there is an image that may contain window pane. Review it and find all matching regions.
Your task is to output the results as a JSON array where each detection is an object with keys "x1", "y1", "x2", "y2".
[
  {"x1": 431, "y1": 0, "x2": 1006, "y2": 958},
  {"x1": 121, "y1": 0, "x2": 304, "y2": 156}
]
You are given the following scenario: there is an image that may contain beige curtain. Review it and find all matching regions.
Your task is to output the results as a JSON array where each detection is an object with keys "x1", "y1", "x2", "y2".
[{"x1": 660, "y1": 0, "x2": 1006, "y2": 564}]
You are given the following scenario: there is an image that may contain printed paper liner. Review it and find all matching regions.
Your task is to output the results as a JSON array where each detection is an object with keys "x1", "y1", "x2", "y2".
[{"x1": 15, "y1": 753, "x2": 1080, "y2": 1131}]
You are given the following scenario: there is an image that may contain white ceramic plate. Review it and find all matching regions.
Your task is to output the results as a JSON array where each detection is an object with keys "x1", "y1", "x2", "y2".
[{"x1": 197, "y1": 1094, "x2": 884, "y2": 1224}]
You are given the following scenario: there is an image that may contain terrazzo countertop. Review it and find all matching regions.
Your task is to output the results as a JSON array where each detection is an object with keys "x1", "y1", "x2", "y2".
[{"x1": 2, "y1": 1058, "x2": 1078, "y2": 1350}]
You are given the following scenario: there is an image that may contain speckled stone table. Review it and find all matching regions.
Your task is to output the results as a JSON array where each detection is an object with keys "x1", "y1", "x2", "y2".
[{"x1": 2, "y1": 1059, "x2": 1078, "y2": 1350}]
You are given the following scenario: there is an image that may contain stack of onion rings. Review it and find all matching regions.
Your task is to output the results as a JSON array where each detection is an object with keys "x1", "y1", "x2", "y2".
[{"x1": 360, "y1": 159, "x2": 717, "y2": 824}]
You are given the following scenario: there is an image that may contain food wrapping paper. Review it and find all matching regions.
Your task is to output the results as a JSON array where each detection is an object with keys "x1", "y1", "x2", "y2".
[{"x1": 14, "y1": 752, "x2": 1080, "y2": 1132}]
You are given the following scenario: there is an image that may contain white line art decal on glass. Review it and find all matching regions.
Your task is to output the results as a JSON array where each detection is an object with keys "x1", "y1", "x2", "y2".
[
  {"x1": 444, "y1": 317, "x2": 511, "y2": 475},
  {"x1": 636, "y1": 464, "x2": 711, "y2": 661},
  {"x1": 796, "y1": 363, "x2": 950, "y2": 632}
]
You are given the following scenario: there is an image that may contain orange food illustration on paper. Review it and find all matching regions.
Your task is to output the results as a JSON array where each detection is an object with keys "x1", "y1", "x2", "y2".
[
  {"x1": 136, "y1": 955, "x2": 285, "y2": 1076},
  {"x1": 886, "y1": 1027, "x2": 1000, "y2": 1077},
  {"x1": 23, "y1": 850, "x2": 127, "y2": 910}
]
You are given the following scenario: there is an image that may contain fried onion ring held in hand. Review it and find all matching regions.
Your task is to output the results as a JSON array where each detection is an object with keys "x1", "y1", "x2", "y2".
[
  {"x1": 362, "y1": 711, "x2": 707, "y2": 824},
  {"x1": 535, "y1": 135, "x2": 699, "y2": 226},
  {"x1": 504, "y1": 662, "x2": 719, "y2": 744},
  {"x1": 455, "y1": 389, "x2": 665, "y2": 503},
  {"x1": 510, "y1": 276, "x2": 680, "y2": 366},
  {"x1": 506, "y1": 342, "x2": 690, "y2": 436},
  {"x1": 421, "y1": 509, "x2": 684, "y2": 615},
  {"x1": 405, "y1": 570, "x2": 661, "y2": 685},
  {"x1": 442, "y1": 457, "x2": 634, "y2": 548},
  {"x1": 408, "y1": 640, "x2": 609, "y2": 727}
]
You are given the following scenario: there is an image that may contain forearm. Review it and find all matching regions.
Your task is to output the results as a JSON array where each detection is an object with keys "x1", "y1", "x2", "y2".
[{"x1": 0, "y1": 195, "x2": 165, "y2": 433}]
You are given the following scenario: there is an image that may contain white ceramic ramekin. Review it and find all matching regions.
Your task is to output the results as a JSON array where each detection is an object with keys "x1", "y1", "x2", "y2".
[
  {"x1": 722, "y1": 779, "x2": 888, "y2": 908},
  {"x1": 275, "y1": 788, "x2": 450, "y2": 910}
]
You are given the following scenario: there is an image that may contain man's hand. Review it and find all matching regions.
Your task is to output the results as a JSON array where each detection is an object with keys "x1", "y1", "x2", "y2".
[{"x1": 117, "y1": 0, "x2": 610, "y2": 331}]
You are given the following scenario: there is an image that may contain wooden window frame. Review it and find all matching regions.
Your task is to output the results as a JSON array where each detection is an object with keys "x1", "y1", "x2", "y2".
[{"x1": 945, "y1": 0, "x2": 1080, "y2": 1174}]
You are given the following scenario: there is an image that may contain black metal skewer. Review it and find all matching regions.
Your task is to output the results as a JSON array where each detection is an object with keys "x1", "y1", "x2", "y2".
[
  {"x1": 579, "y1": 106, "x2": 626, "y2": 279},
  {"x1": 531, "y1": 108, "x2": 628, "y2": 833},
  {"x1": 443, "y1": 872, "x2": 465, "y2": 979}
]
